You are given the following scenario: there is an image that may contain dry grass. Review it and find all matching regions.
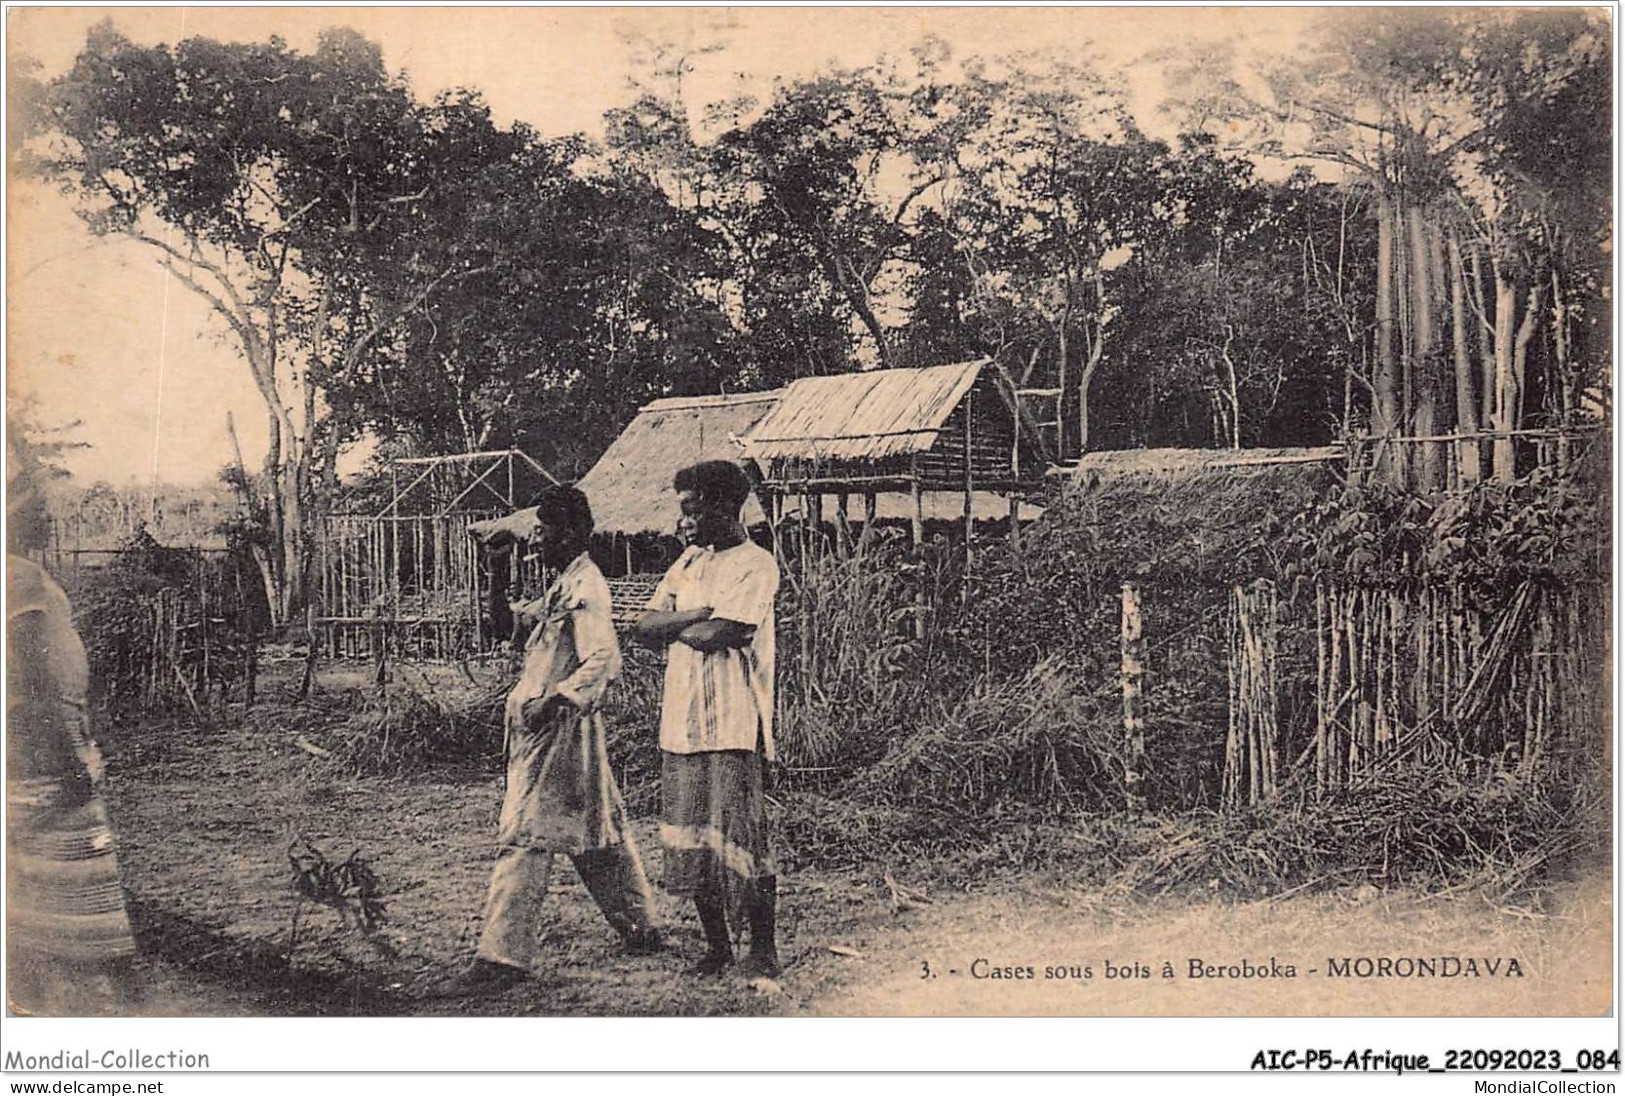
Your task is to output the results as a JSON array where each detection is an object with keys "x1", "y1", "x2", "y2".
[
  {"x1": 777, "y1": 758, "x2": 1608, "y2": 907},
  {"x1": 316, "y1": 666, "x2": 507, "y2": 777},
  {"x1": 774, "y1": 544, "x2": 923, "y2": 772},
  {"x1": 850, "y1": 656, "x2": 1120, "y2": 811}
]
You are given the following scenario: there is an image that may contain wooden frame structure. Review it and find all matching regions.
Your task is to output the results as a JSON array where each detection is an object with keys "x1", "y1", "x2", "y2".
[{"x1": 314, "y1": 449, "x2": 556, "y2": 659}]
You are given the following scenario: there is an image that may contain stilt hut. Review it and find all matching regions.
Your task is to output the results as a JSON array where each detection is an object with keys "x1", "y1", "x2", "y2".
[
  {"x1": 468, "y1": 366, "x2": 1049, "y2": 632},
  {"x1": 739, "y1": 359, "x2": 1048, "y2": 555}
]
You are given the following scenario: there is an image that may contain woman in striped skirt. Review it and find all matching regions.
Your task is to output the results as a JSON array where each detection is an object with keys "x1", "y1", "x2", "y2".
[
  {"x1": 636, "y1": 461, "x2": 782, "y2": 977},
  {"x1": 8, "y1": 462, "x2": 138, "y2": 1014}
]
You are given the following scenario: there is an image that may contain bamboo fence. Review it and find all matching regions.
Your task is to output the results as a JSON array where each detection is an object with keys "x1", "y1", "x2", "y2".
[
  {"x1": 1223, "y1": 579, "x2": 1280, "y2": 809},
  {"x1": 314, "y1": 511, "x2": 545, "y2": 659},
  {"x1": 1311, "y1": 578, "x2": 1597, "y2": 795},
  {"x1": 1210, "y1": 575, "x2": 1600, "y2": 811},
  {"x1": 132, "y1": 584, "x2": 257, "y2": 717}
]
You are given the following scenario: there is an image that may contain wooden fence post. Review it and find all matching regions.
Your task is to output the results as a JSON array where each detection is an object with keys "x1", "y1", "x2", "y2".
[
  {"x1": 1224, "y1": 579, "x2": 1280, "y2": 810},
  {"x1": 1314, "y1": 582, "x2": 1328, "y2": 796},
  {"x1": 910, "y1": 461, "x2": 926, "y2": 641},
  {"x1": 372, "y1": 620, "x2": 388, "y2": 696},
  {"x1": 299, "y1": 605, "x2": 318, "y2": 700},
  {"x1": 1121, "y1": 582, "x2": 1147, "y2": 813}
]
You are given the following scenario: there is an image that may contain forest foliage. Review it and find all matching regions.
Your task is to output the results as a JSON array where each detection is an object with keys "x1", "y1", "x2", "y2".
[{"x1": 16, "y1": 9, "x2": 1610, "y2": 627}]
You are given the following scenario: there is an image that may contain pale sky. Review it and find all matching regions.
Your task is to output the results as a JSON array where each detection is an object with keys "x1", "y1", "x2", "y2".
[{"x1": 5, "y1": 5, "x2": 1320, "y2": 487}]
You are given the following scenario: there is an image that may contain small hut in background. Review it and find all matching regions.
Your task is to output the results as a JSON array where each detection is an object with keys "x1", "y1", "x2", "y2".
[
  {"x1": 467, "y1": 362, "x2": 1051, "y2": 636},
  {"x1": 476, "y1": 369, "x2": 1050, "y2": 581},
  {"x1": 575, "y1": 389, "x2": 784, "y2": 574}
]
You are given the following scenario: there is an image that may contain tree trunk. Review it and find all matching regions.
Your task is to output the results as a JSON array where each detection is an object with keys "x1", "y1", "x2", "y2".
[
  {"x1": 1468, "y1": 243, "x2": 1497, "y2": 441},
  {"x1": 279, "y1": 473, "x2": 308, "y2": 625},
  {"x1": 1219, "y1": 324, "x2": 1241, "y2": 449},
  {"x1": 1373, "y1": 192, "x2": 1400, "y2": 478},
  {"x1": 260, "y1": 406, "x2": 289, "y2": 615},
  {"x1": 1078, "y1": 362, "x2": 1096, "y2": 455},
  {"x1": 1407, "y1": 205, "x2": 1441, "y2": 489},
  {"x1": 830, "y1": 254, "x2": 891, "y2": 369},
  {"x1": 227, "y1": 412, "x2": 282, "y2": 625},
  {"x1": 1511, "y1": 281, "x2": 1545, "y2": 467},
  {"x1": 1491, "y1": 260, "x2": 1518, "y2": 480},
  {"x1": 1055, "y1": 310, "x2": 1070, "y2": 461},
  {"x1": 1551, "y1": 267, "x2": 1573, "y2": 471},
  {"x1": 1446, "y1": 227, "x2": 1480, "y2": 483},
  {"x1": 1077, "y1": 268, "x2": 1107, "y2": 454}
]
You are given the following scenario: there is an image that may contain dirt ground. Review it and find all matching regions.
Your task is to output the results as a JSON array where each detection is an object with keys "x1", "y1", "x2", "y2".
[{"x1": 37, "y1": 662, "x2": 1613, "y2": 1019}]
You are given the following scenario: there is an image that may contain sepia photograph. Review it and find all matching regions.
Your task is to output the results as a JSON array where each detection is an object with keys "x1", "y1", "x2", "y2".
[{"x1": 3, "y1": 2, "x2": 1614, "y2": 1043}]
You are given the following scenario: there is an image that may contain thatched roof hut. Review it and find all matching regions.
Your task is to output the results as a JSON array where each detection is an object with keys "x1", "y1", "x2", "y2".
[
  {"x1": 469, "y1": 391, "x2": 783, "y2": 546},
  {"x1": 470, "y1": 366, "x2": 1054, "y2": 579},
  {"x1": 743, "y1": 359, "x2": 1045, "y2": 494}
]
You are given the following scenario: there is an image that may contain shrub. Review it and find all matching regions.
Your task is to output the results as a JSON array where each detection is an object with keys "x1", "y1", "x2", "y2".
[{"x1": 327, "y1": 679, "x2": 504, "y2": 777}]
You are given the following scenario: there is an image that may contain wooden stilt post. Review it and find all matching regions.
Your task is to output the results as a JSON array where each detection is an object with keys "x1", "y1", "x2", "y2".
[
  {"x1": 768, "y1": 492, "x2": 785, "y2": 565},
  {"x1": 1121, "y1": 582, "x2": 1147, "y2": 813},
  {"x1": 963, "y1": 392, "x2": 974, "y2": 582},
  {"x1": 801, "y1": 483, "x2": 813, "y2": 561},
  {"x1": 909, "y1": 464, "x2": 924, "y2": 548},
  {"x1": 910, "y1": 460, "x2": 926, "y2": 640},
  {"x1": 299, "y1": 605, "x2": 318, "y2": 700}
]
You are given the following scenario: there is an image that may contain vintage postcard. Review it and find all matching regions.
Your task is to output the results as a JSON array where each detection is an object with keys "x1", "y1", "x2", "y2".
[{"x1": 4, "y1": 3, "x2": 1613, "y2": 1056}]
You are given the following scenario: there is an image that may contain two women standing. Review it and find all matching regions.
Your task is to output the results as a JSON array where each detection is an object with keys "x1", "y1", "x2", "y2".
[{"x1": 449, "y1": 459, "x2": 780, "y2": 992}]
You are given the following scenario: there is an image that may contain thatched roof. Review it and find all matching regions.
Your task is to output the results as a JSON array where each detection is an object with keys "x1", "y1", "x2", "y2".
[
  {"x1": 577, "y1": 390, "x2": 783, "y2": 536},
  {"x1": 1065, "y1": 445, "x2": 1345, "y2": 487},
  {"x1": 1051, "y1": 446, "x2": 1346, "y2": 583},
  {"x1": 467, "y1": 507, "x2": 539, "y2": 547},
  {"x1": 743, "y1": 360, "x2": 987, "y2": 461},
  {"x1": 470, "y1": 392, "x2": 781, "y2": 544}
]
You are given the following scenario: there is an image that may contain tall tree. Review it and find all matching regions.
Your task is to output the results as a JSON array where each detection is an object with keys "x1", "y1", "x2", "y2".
[
  {"x1": 19, "y1": 26, "x2": 520, "y2": 620},
  {"x1": 1161, "y1": 8, "x2": 1610, "y2": 483},
  {"x1": 928, "y1": 54, "x2": 1165, "y2": 457},
  {"x1": 1111, "y1": 150, "x2": 1373, "y2": 450}
]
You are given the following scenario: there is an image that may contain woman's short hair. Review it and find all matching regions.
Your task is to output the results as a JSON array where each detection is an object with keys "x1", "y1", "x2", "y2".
[
  {"x1": 674, "y1": 460, "x2": 752, "y2": 513},
  {"x1": 529, "y1": 485, "x2": 594, "y2": 543}
]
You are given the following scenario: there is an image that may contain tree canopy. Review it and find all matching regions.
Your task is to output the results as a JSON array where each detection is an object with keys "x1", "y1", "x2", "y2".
[{"x1": 18, "y1": 12, "x2": 1611, "y2": 617}]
